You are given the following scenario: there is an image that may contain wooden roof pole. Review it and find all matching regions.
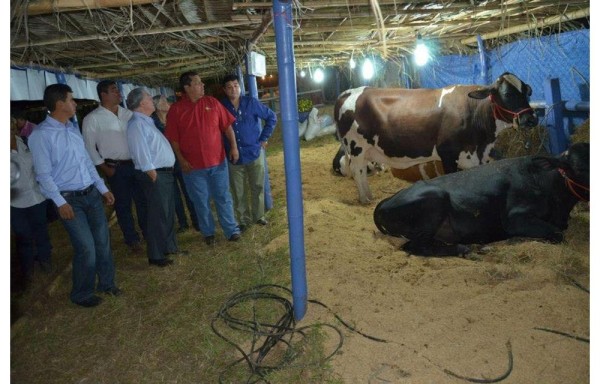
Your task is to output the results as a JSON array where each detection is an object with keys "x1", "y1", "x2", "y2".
[
  {"x1": 461, "y1": 7, "x2": 589, "y2": 44},
  {"x1": 26, "y1": 0, "x2": 158, "y2": 16},
  {"x1": 12, "y1": 20, "x2": 254, "y2": 48}
]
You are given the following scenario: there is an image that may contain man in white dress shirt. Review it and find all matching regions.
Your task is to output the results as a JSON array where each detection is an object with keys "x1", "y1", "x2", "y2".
[{"x1": 82, "y1": 80, "x2": 147, "y2": 253}]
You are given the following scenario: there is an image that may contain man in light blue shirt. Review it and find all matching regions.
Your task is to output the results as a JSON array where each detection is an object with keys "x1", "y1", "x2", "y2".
[
  {"x1": 28, "y1": 83, "x2": 121, "y2": 307},
  {"x1": 127, "y1": 88, "x2": 183, "y2": 267}
]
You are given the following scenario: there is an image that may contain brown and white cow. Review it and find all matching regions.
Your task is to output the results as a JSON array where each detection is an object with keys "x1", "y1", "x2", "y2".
[{"x1": 334, "y1": 72, "x2": 538, "y2": 203}]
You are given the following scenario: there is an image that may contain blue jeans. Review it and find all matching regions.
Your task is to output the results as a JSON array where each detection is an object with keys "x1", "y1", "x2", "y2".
[
  {"x1": 107, "y1": 163, "x2": 147, "y2": 245},
  {"x1": 10, "y1": 200, "x2": 52, "y2": 278},
  {"x1": 182, "y1": 160, "x2": 239, "y2": 239},
  {"x1": 60, "y1": 188, "x2": 116, "y2": 304}
]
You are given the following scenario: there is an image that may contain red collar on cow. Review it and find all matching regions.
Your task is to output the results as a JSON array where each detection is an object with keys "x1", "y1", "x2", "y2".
[
  {"x1": 558, "y1": 168, "x2": 589, "y2": 202},
  {"x1": 489, "y1": 95, "x2": 534, "y2": 126}
]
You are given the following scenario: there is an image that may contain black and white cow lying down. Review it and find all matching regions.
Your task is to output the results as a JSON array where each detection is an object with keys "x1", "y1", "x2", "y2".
[
  {"x1": 335, "y1": 72, "x2": 538, "y2": 203},
  {"x1": 373, "y1": 143, "x2": 590, "y2": 256}
]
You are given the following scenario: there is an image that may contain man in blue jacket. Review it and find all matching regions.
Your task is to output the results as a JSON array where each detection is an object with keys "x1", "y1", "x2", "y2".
[{"x1": 220, "y1": 74, "x2": 277, "y2": 231}]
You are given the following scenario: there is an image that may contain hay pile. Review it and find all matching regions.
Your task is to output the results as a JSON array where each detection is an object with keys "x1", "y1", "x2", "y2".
[
  {"x1": 494, "y1": 125, "x2": 549, "y2": 159},
  {"x1": 495, "y1": 118, "x2": 590, "y2": 159},
  {"x1": 571, "y1": 119, "x2": 590, "y2": 143}
]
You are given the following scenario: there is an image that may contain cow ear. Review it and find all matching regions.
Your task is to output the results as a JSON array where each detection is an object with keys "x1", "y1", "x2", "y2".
[{"x1": 467, "y1": 88, "x2": 492, "y2": 99}]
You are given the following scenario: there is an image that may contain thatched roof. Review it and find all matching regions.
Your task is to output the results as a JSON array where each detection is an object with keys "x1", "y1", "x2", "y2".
[{"x1": 10, "y1": 0, "x2": 590, "y2": 88}]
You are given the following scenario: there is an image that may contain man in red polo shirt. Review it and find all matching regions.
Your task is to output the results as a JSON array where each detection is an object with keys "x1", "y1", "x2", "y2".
[{"x1": 165, "y1": 71, "x2": 241, "y2": 245}]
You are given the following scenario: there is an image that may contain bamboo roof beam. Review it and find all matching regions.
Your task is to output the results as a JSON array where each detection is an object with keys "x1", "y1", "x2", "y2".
[
  {"x1": 90, "y1": 57, "x2": 223, "y2": 78},
  {"x1": 461, "y1": 7, "x2": 590, "y2": 44},
  {"x1": 74, "y1": 53, "x2": 206, "y2": 70},
  {"x1": 13, "y1": 20, "x2": 256, "y2": 48},
  {"x1": 26, "y1": 0, "x2": 159, "y2": 16}
]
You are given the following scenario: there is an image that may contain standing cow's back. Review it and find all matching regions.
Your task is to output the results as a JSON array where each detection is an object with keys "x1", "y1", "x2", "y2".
[{"x1": 333, "y1": 73, "x2": 537, "y2": 204}]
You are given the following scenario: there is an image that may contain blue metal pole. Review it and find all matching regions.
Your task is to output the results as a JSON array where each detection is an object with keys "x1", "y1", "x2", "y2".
[
  {"x1": 244, "y1": 53, "x2": 274, "y2": 211},
  {"x1": 236, "y1": 65, "x2": 246, "y2": 96},
  {"x1": 273, "y1": 0, "x2": 307, "y2": 321},
  {"x1": 544, "y1": 77, "x2": 568, "y2": 154},
  {"x1": 245, "y1": 52, "x2": 259, "y2": 99},
  {"x1": 476, "y1": 35, "x2": 488, "y2": 85}
]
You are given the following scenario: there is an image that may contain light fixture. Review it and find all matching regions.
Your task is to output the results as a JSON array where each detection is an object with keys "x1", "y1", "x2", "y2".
[
  {"x1": 361, "y1": 58, "x2": 374, "y2": 80},
  {"x1": 313, "y1": 67, "x2": 324, "y2": 83},
  {"x1": 414, "y1": 35, "x2": 430, "y2": 66},
  {"x1": 349, "y1": 57, "x2": 356, "y2": 69},
  {"x1": 300, "y1": 69, "x2": 306, "y2": 78}
]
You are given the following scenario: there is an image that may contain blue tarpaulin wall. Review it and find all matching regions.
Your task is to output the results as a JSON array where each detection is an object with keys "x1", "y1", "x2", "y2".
[
  {"x1": 10, "y1": 66, "x2": 174, "y2": 101},
  {"x1": 416, "y1": 29, "x2": 589, "y2": 152},
  {"x1": 417, "y1": 30, "x2": 590, "y2": 103}
]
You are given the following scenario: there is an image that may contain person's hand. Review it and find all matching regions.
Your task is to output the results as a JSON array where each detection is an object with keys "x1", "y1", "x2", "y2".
[
  {"x1": 147, "y1": 169, "x2": 157, "y2": 183},
  {"x1": 58, "y1": 203, "x2": 75, "y2": 220},
  {"x1": 100, "y1": 163, "x2": 116, "y2": 178},
  {"x1": 103, "y1": 191, "x2": 115, "y2": 206},
  {"x1": 229, "y1": 147, "x2": 240, "y2": 164},
  {"x1": 180, "y1": 159, "x2": 193, "y2": 173}
]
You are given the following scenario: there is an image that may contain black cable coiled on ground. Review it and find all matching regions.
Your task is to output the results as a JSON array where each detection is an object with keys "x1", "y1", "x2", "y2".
[{"x1": 211, "y1": 284, "x2": 385, "y2": 383}]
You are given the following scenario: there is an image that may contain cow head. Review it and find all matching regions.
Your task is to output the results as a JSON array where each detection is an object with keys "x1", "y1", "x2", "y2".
[
  {"x1": 468, "y1": 72, "x2": 538, "y2": 128},
  {"x1": 561, "y1": 142, "x2": 590, "y2": 201},
  {"x1": 533, "y1": 142, "x2": 590, "y2": 201}
]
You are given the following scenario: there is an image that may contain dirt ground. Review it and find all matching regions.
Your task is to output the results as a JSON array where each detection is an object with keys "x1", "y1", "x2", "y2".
[{"x1": 265, "y1": 135, "x2": 589, "y2": 383}]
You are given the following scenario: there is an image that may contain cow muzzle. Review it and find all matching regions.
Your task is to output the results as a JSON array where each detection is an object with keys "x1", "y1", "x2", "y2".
[{"x1": 519, "y1": 111, "x2": 538, "y2": 128}]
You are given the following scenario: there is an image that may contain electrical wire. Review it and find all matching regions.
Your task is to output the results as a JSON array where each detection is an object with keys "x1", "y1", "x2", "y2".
[{"x1": 210, "y1": 284, "x2": 386, "y2": 383}]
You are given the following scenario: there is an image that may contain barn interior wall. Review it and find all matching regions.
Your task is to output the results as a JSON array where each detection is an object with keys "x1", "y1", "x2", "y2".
[
  {"x1": 417, "y1": 29, "x2": 589, "y2": 103},
  {"x1": 417, "y1": 29, "x2": 590, "y2": 137}
]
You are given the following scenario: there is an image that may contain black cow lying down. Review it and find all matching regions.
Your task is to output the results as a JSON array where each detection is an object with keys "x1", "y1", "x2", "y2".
[{"x1": 373, "y1": 143, "x2": 590, "y2": 256}]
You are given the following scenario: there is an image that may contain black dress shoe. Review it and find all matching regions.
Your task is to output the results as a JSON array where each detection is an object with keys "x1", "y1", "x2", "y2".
[
  {"x1": 256, "y1": 218, "x2": 268, "y2": 226},
  {"x1": 205, "y1": 235, "x2": 216, "y2": 245},
  {"x1": 228, "y1": 233, "x2": 241, "y2": 241},
  {"x1": 149, "y1": 258, "x2": 174, "y2": 267},
  {"x1": 74, "y1": 295, "x2": 103, "y2": 308},
  {"x1": 101, "y1": 287, "x2": 123, "y2": 296}
]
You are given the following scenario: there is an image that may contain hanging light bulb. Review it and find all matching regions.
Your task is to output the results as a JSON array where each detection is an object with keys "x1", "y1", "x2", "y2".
[
  {"x1": 362, "y1": 58, "x2": 374, "y2": 80},
  {"x1": 313, "y1": 67, "x2": 325, "y2": 83},
  {"x1": 414, "y1": 35, "x2": 430, "y2": 66},
  {"x1": 300, "y1": 69, "x2": 306, "y2": 78},
  {"x1": 349, "y1": 57, "x2": 356, "y2": 69}
]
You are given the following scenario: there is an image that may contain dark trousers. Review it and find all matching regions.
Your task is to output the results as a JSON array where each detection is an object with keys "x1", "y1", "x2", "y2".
[
  {"x1": 106, "y1": 163, "x2": 148, "y2": 245},
  {"x1": 135, "y1": 171, "x2": 178, "y2": 261},
  {"x1": 174, "y1": 170, "x2": 198, "y2": 230},
  {"x1": 10, "y1": 200, "x2": 52, "y2": 278}
]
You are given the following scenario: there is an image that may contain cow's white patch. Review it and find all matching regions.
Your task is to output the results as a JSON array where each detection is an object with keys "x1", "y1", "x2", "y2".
[
  {"x1": 438, "y1": 86, "x2": 455, "y2": 108},
  {"x1": 481, "y1": 143, "x2": 494, "y2": 163},
  {"x1": 456, "y1": 150, "x2": 481, "y2": 170},
  {"x1": 418, "y1": 163, "x2": 434, "y2": 179},
  {"x1": 367, "y1": 138, "x2": 442, "y2": 169},
  {"x1": 503, "y1": 74, "x2": 523, "y2": 92},
  {"x1": 338, "y1": 86, "x2": 367, "y2": 120}
]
